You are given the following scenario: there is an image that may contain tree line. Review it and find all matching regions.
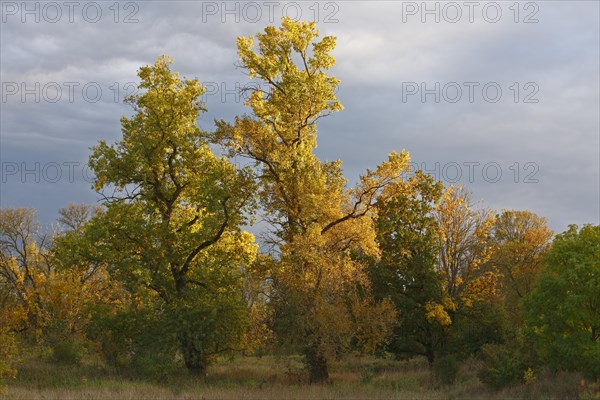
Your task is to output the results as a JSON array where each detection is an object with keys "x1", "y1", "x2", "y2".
[{"x1": 1, "y1": 18, "x2": 598, "y2": 388}]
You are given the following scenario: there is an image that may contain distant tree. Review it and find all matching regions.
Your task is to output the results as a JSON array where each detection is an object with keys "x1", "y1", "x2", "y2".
[
  {"x1": 490, "y1": 210, "x2": 553, "y2": 321},
  {"x1": 0, "y1": 208, "x2": 50, "y2": 335},
  {"x1": 0, "y1": 206, "x2": 117, "y2": 365},
  {"x1": 521, "y1": 224, "x2": 600, "y2": 380},
  {"x1": 431, "y1": 186, "x2": 508, "y2": 364},
  {"x1": 57, "y1": 203, "x2": 96, "y2": 231},
  {"x1": 372, "y1": 183, "x2": 508, "y2": 368},
  {"x1": 435, "y1": 186, "x2": 498, "y2": 309},
  {"x1": 88, "y1": 56, "x2": 258, "y2": 375}
]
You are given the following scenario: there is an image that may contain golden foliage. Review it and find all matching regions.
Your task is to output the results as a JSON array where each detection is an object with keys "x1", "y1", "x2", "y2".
[
  {"x1": 214, "y1": 20, "x2": 412, "y2": 373},
  {"x1": 0, "y1": 208, "x2": 126, "y2": 340},
  {"x1": 434, "y1": 186, "x2": 500, "y2": 318}
]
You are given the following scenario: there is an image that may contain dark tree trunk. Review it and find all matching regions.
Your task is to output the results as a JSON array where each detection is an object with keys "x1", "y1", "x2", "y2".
[
  {"x1": 424, "y1": 325, "x2": 435, "y2": 367},
  {"x1": 180, "y1": 335, "x2": 208, "y2": 377},
  {"x1": 305, "y1": 342, "x2": 329, "y2": 384},
  {"x1": 426, "y1": 344, "x2": 435, "y2": 367},
  {"x1": 184, "y1": 358, "x2": 207, "y2": 377}
]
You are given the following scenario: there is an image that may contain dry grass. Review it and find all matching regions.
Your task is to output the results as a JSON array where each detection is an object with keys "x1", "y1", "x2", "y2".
[{"x1": 0, "y1": 355, "x2": 585, "y2": 400}]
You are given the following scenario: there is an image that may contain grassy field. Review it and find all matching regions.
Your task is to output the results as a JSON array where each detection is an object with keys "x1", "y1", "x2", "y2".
[{"x1": 1, "y1": 355, "x2": 587, "y2": 400}]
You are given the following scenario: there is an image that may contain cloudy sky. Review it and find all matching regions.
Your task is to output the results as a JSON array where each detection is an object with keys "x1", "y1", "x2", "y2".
[{"x1": 1, "y1": 0, "x2": 599, "y2": 233}]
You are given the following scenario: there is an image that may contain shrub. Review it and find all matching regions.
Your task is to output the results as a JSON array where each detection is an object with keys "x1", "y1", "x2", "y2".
[
  {"x1": 478, "y1": 344, "x2": 526, "y2": 390},
  {"x1": 360, "y1": 366, "x2": 376, "y2": 383},
  {"x1": 523, "y1": 367, "x2": 536, "y2": 385},
  {"x1": 0, "y1": 328, "x2": 18, "y2": 392},
  {"x1": 130, "y1": 350, "x2": 179, "y2": 380},
  {"x1": 433, "y1": 354, "x2": 460, "y2": 385},
  {"x1": 51, "y1": 336, "x2": 88, "y2": 364}
]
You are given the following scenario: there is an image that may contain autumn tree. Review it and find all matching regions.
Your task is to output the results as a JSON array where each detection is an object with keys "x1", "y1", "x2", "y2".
[
  {"x1": 0, "y1": 209, "x2": 23, "y2": 389},
  {"x1": 0, "y1": 326, "x2": 17, "y2": 392},
  {"x1": 521, "y1": 224, "x2": 600, "y2": 380},
  {"x1": 214, "y1": 19, "x2": 403, "y2": 383},
  {"x1": 50, "y1": 204, "x2": 130, "y2": 361},
  {"x1": 369, "y1": 171, "x2": 445, "y2": 365},
  {"x1": 0, "y1": 206, "x2": 117, "y2": 364},
  {"x1": 87, "y1": 56, "x2": 258, "y2": 375},
  {"x1": 0, "y1": 208, "x2": 50, "y2": 335},
  {"x1": 431, "y1": 186, "x2": 508, "y2": 361},
  {"x1": 490, "y1": 210, "x2": 553, "y2": 322},
  {"x1": 435, "y1": 186, "x2": 498, "y2": 308}
]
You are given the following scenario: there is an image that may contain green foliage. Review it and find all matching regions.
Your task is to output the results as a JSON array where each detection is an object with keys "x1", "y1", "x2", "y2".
[
  {"x1": 478, "y1": 344, "x2": 527, "y2": 390},
  {"x1": 447, "y1": 301, "x2": 511, "y2": 358},
  {"x1": 173, "y1": 299, "x2": 249, "y2": 374},
  {"x1": 86, "y1": 312, "x2": 131, "y2": 368},
  {"x1": 87, "y1": 56, "x2": 258, "y2": 374},
  {"x1": 87, "y1": 306, "x2": 180, "y2": 375},
  {"x1": 521, "y1": 224, "x2": 600, "y2": 380},
  {"x1": 369, "y1": 171, "x2": 445, "y2": 363},
  {"x1": 130, "y1": 351, "x2": 179, "y2": 380},
  {"x1": 48, "y1": 335, "x2": 88, "y2": 365},
  {"x1": 371, "y1": 183, "x2": 510, "y2": 368},
  {"x1": 128, "y1": 311, "x2": 180, "y2": 379},
  {"x1": 87, "y1": 291, "x2": 250, "y2": 377}
]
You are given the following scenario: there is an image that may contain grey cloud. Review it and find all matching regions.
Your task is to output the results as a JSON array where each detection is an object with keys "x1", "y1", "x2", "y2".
[{"x1": 1, "y1": 0, "x2": 598, "y2": 233}]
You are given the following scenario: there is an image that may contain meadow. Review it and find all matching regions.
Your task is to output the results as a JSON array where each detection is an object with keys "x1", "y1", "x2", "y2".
[{"x1": 1, "y1": 355, "x2": 587, "y2": 400}]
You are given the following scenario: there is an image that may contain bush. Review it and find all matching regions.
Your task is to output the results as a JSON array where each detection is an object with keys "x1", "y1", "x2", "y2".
[
  {"x1": 44, "y1": 319, "x2": 90, "y2": 365},
  {"x1": 86, "y1": 310, "x2": 135, "y2": 367},
  {"x1": 87, "y1": 307, "x2": 181, "y2": 378},
  {"x1": 433, "y1": 354, "x2": 460, "y2": 385},
  {"x1": 478, "y1": 344, "x2": 526, "y2": 390},
  {"x1": 130, "y1": 350, "x2": 179, "y2": 380},
  {"x1": 360, "y1": 366, "x2": 376, "y2": 383},
  {"x1": 51, "y1": 337, "x2": 88, "y2": 364},
  {"x1": 447, "y1": 302, "x2": 512, "y2": 358},
  {"x1": 0, "y1": 328, "x2": 18, "y2": 392}
]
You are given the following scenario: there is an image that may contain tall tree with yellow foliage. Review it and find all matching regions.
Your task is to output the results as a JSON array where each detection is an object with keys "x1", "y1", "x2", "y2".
[{"x1": 214, "y1": 18, "x2": 405, "y2": 383}]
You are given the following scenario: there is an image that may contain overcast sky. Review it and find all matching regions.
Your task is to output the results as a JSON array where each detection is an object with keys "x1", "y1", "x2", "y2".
[{"x1": 1, "y1": 1, "x2": 599, "y2": 233}]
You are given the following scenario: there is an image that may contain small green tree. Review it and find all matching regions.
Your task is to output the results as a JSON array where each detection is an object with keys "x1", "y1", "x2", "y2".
[
  {"x1": 369, "y1": 171, "x2": 445, "y2": 365},
  {"x1": 521, "y1": 224, "x2": 600, "y2": 380}
]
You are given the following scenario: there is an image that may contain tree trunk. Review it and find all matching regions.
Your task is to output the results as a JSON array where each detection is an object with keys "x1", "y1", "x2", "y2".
[
  {"x1": 426, "y1": 344, "x2": 435, "y2": 367},
  {"x1": 424, "y1": 324, "x2": 435, "y2": 367},
  {"x1": 180, "y1": 335, "x2": 208, "y2": 377},
  {"x1": 305, "y1": 342, "x2": 329, "y2": 384}
]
